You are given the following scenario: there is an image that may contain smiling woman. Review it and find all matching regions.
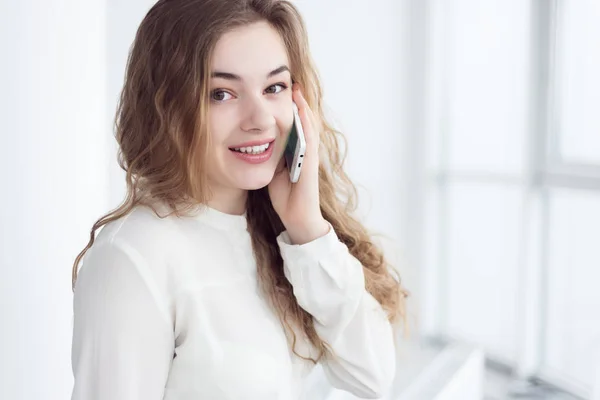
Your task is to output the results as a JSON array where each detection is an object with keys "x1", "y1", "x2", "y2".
[{"x1": 70, "y1": 1, "x2": 409, "y2": 399}]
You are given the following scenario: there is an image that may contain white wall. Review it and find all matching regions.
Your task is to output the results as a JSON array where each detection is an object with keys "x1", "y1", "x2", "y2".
[
  {"x1": 0, "y1": 1, "x2": 426, "y2": 399},
  {"x1": 0, "y1": 1, "x2": 109, "y2": 399}
]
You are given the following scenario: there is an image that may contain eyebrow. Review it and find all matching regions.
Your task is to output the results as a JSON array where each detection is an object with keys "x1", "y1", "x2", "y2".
[{"x1": 210, "y1": 65, "x2": 290, "y2": 81}]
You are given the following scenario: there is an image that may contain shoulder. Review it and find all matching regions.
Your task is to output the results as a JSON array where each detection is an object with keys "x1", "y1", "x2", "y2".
[
  {"x1": 97, "y1": 203, "x2": 232, "y2": 249},
  {"x1": 91, "y1": 206, "x2": 176, "y2": 263},
  {"x1": 80, "y1": 205, "x2": 197, "y2": 299},
  {"x1": 74, "y1": 204, "x2": 241, "y2": 328},
  {"x1": 96, "y1": 205, "x2": 182, "y2": 251},
  {"x1": 86, "y1": 204, "x2": 236, "y2": 291}
]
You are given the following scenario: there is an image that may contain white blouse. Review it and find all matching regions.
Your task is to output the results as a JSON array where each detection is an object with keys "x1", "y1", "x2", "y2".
[{"x1": 70, "y1": 203, "x2": 396, "y2": 400}]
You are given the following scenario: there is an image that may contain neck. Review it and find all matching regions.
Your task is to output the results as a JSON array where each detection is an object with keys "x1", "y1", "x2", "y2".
[{"x1": 206, "y1": 186, "x2": 248, "y2": 215}]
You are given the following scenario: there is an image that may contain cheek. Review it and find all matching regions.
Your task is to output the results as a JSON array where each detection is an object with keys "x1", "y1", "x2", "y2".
[
  {"x1": 208, "y1": 109, "x2": 235, "y2": 148},
  {"x1": 276, "y1": 112, "x2": 294, "y2": 138},
  {"x1": 273, "y1": 94, "x2": 294, "y2": 133}
]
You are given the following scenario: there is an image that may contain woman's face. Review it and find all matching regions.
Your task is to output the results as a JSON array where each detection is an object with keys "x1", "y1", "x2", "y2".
[{"x1": 206, "y1": 21, "x2": 294, "y2": 197}]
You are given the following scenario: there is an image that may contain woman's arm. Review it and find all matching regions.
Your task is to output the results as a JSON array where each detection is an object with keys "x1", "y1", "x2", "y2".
[
  {"x1": 277, "y1": 224, "x2": 396, "y2": 399},
  {"x1": 71, "y1": 240, "x2": 174, "y2": 400}
]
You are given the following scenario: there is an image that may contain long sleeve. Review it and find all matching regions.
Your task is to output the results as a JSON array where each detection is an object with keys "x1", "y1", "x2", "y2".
[
  {"x1": 71, "y1": 240, "x2": 174, "y2": 400},
  {"x1": 276, "y1": 224, "x2": 396, "y2": 399}
]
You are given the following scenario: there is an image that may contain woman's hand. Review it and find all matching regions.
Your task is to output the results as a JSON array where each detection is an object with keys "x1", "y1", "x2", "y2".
[{"x1": 268, "y1": 84, "x2": 329, "y2": 245}]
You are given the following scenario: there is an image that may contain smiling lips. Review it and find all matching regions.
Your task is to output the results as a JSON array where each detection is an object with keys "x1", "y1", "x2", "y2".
[{"x1": 229, "y1": 139, "x2": 276, "y2": 164}]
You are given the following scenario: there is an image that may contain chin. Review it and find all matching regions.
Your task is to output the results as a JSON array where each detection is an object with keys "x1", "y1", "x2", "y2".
[{"x1": 236, "y1": 171, "x2": 276, "y2": 191}]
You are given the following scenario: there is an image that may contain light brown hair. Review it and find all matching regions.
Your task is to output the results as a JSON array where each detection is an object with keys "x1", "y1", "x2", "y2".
[{"x1": 72, "y1": 0, "x2": 409, "y2": 363}]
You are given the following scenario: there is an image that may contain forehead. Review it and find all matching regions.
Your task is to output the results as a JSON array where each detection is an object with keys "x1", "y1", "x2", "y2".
[{"x1": 211, "y1": 21, "x2": 290, "y2": 79}]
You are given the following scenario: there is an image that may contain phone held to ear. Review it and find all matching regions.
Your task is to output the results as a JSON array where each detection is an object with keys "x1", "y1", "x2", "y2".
[{"x1": 283, "y1": 102, "x2": 307, "y2": 183}]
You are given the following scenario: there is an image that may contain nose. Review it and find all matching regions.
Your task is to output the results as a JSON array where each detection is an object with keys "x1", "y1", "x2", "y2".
[{"x1": 239, "y1": 95, "x2": 276, "y2": 133}]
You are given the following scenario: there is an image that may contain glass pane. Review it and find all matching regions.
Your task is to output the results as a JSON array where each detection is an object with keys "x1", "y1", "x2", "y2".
[
  {"x1": 544, "y1": 189, "x2": 600, "y2": 390},
  {"x1": 555, "y1": 0, "x2": 600, "y2": 165},
  {"x1": 445, "y1": 182, "x2": 522, "y2": 363},
  {"x1": 441, "y1": 0, "x2": 530, "y2": 173}
]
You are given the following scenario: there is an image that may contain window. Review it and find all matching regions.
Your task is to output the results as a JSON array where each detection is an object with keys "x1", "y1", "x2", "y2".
[{"x1": 423, "y1": 0, "x2": 600, "y2": 397}]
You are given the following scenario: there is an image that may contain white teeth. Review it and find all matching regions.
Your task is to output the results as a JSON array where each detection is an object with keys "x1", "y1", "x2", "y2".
[{"x1": 233, "y1": 142, "x2": 271, "y2": 154}]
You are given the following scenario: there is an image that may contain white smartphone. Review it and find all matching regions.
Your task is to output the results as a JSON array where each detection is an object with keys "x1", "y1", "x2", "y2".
[{"x1": 283, "y1": 102, "x2": 307, "y2": 183}]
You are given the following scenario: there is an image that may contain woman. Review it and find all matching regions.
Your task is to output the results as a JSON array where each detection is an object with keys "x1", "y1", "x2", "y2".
[{"x1": 70, "y1": 0, "x2": 409, "y2": 399}]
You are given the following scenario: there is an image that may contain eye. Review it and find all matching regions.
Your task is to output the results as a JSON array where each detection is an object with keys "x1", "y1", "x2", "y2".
[
  {"x1": 265, "y1": 83, "x2": 287, "y2": 95},
  {"x1": 211, "y1": 90, "x2": 234, "y2": 102}
]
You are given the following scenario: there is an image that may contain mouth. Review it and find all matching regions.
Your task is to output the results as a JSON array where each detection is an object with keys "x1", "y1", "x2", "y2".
[
  {"x1": 228, "y1": 139, "x2": 275, "y2": 155},
  {"x1": 228, "y1": 139, "x2": 276, "y2": 165}
]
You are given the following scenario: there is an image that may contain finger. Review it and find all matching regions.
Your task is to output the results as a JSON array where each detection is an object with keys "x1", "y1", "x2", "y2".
[
  {"x1": 292, "y1": 86, "x2": 318, "y2": 151},
  {"x1": 292, "y1": 84, "x2": 312, "y2": 122}
]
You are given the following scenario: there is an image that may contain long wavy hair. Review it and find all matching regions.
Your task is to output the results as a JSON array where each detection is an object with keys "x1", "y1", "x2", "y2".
[{"x1": 72, "y1": 0, "x2": 409, "y2": 363}]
